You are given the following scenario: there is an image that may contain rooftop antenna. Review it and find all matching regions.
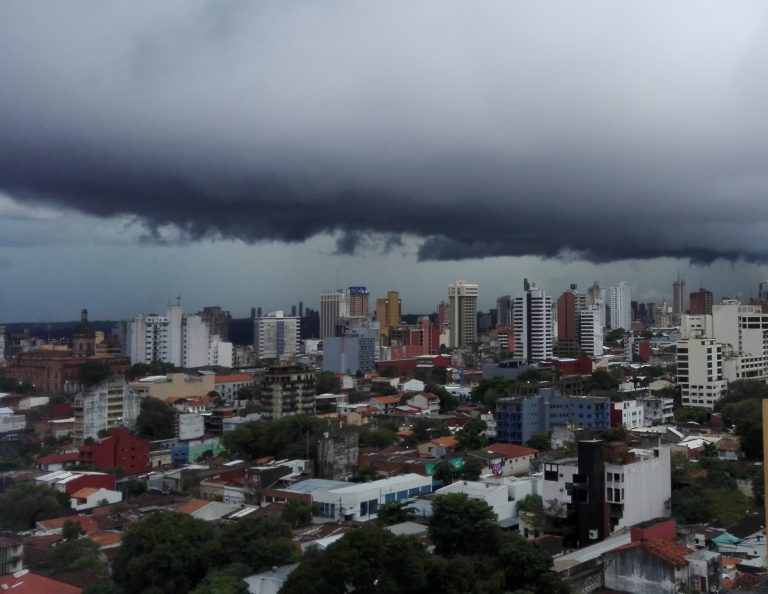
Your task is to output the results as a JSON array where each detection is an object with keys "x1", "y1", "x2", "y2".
[{"x1": 176, "y1": 295, "x2": 182, "y2": 306}]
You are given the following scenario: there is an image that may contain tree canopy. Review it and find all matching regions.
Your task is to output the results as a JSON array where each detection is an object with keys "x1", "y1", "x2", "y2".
[
  {"x1": 135, "y1": 397, "x2": 175, "y2": 439},
  {"x1": 113, "y1": 512, "x2": 219, "y2": 594},
  {"x1": 0, "y1": 483, "x2": 72, "y2": 531},
  {"x1": 456, "y1": 418, "x2": 487, "y2": 451},
  {"x1": 428, "y1": 493, "x2": 499, "y2": 557}
]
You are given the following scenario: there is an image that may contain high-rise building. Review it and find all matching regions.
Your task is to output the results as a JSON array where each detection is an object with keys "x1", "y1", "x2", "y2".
[
  {"x1": 128, "y1": 304, "x2": 219, "y2": 368},
  {"x1": 579, "y1": 306, "x2": 603, "y2": 357},
  {"x1": 586, "y1": 281, "x2": 605, "y2": 328},
  {"x1": 260, "y1": 366, "x2": 315, "y2": 420},
  {"x1": 198, "y1": 306, "x2": 231, "y2": 342},
  {"x1": 448, "y1": 281, "x2": 479, "y2": 348},
  {"x1": 673, "y1": 277, "x2": 686, "y2": 322},
  {"x1": 347, "y1": 287, "x2": 370, "y2": 318},
  {"x1": 676, "y1": 338, "x2": 726, "y2": 409},
  {"x1": 73, "y1": 375, "x2": 141, "y2": 442},
  {"x1": 0, "y1": 325, "x2": 5, "y2": 364},
  {"x1": 438, "y1": 302, "x2": 449, "y2": 330},
  {"x1": 760, "y1": 281, "x2": 768, "y2": 302},
  {"x1": 496, "y1": 295, "x2": 514, "y2": 328},
  {"x1": 608, "y1": 282, "x2": 632, "y2": 331},
  {"x1": 386, "y1": 291, "x2": 401, "y2": 328},
  {"x1": 513, "y1": 282, "x2": 553, "y2": 361},
  {"x1": 320, "y1": 290, "x2": 348, "y2": 339},
  {"x1": 557, "y1": 286, "x2": 586, "y2": 343},
  {"x1": 689, "y1": 288, "x2": 713, "y2": 315},
  {"x1": 254, "y1": 311, "x2": 301, "y2": 360}
]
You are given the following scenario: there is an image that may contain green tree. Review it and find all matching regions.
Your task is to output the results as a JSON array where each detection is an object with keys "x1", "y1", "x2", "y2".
[
  {"x1": 62, "y1": 518, "x2": 84, "y2": 540},
  {"x1": 280, "y1": 526, "x2": 431, "y2": 594},
  {"x1": 376, "y1": 500, "x2": 417, "y2": 526},
  {"x1": 78, "y1": 361, "x2": 114, "y2": 387},
  {"x1": 135, "y1": 397, "x2": 175, "y2": 439},
  {"x1": 113, "y1": 512, "x2": 219, "y2": 594},
  {"x1": 315, "y1": 371, "x2": 342, "y2": 395},
  {"x1": 599, "y1": 427, "x2": 627, "y2": 442},
  {"x1": 380, "y1": 366, "x2": 399, "y2": 378},
  {"x1": 282, "y1": 500, "x2": 312, "y2": 528},
  {"x1": 425, "y1": 384, "x2": 458, "y2": 413},
  {"x1": 459, "y1": 457, "x2": 485, "y2": 481},
  {"x1": 221, "y1": 421, "x2": 268, "y2": 459},
  {"x1": 433, "y1": 460, "x2": 455, "y2": 485},
  {"x1": 526, "y1": 433, "x2": 551, "y2": 451},
  {"x1": 0, "y1": 483, "x2": 72, "y2": 531},
  {"x1": 215, "y1": 516, "x2": 297, "y2": 572},
  {"x1": 44, "y1": 537, "x2": 109, "y2": 580},
  {"x1": 127, "y1": 360, "x2": 177, "y2": 380},
  {"x1": 428, "y1": 493, "x2": 499, "y2": 557},
  {"x1": 412, "y1": 419, "x2": 450, "y2": 443},
  {"x1": 456, "y1": 418, "x2": 487, "y2": 451},
  {"x1": 192, "y1": 565, "x2": 250, "y2": 594}
]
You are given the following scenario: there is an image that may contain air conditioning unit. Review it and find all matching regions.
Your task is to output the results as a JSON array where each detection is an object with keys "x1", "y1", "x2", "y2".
[{"x1": 589, "y1": 529, "x2": 598, "y2": 540}]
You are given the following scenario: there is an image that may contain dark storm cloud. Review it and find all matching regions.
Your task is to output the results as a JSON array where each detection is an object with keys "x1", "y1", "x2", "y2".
[{"x1": 2, "y1": 1, "x2": 768, "y2": 262}]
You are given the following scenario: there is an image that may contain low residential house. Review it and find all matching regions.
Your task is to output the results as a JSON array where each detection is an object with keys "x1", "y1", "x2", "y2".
[
  {"x1": 406, "y1": 393, "x2": 440, "y2": 415},
  {"x1": 34, "y1": 417, "x2": 76, "y2": 440},
  {"x1": 369, "y1": 395, "x2": 400, "y2": 414},
  {"x1": 481, "y1": 443, "x2": 538, "y2": 477},
  {"x1": 79, "y1": 427, "x2": 150, "y2": 475},
  {"x1": 0, "y1": 570, "x2": 83, "y2": 594},
  {"x1": 0, "y1": 407, "x2": 26, "y2": 435},
  {"x1": 603, "y1": 538, "x2": 720, "y2": 594},
  {"x1": 36, "y1": 515, "x2": 100, "y2": 536},
  {"x1": 716, "y1": 437, "x2": 742, "y2": 460},
  {"x1": 0, "y1": 532, "x2": 23, "y2": 574},
  {"x1": 214, "y1": 373, "x2": 256, "y2": 405},
  {"x1": 417, "y1": 436, "x2": 458, "y2": 458},
  {"x1": 400, "y1": 379, "x2": 425, "y2": 393},
  {"x1": 36, "y1": 470, "x2": 116, "y2": 495},
  {"x1": 36, "y1": 452, "x2": 81, "y2": 472},
  {"x1": 70, "y1": 487, "x2": 122, "y2": 511}
]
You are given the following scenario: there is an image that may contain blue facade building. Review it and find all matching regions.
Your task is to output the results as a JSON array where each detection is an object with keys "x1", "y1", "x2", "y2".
[{"x1": 495, "y1": 388, "x2": 610, "y2": 444}]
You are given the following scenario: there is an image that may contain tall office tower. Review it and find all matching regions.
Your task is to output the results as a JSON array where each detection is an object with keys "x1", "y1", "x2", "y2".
[
  {"x1": 448, "y1": 281, "x2": 479, "y2": 348},
  {"x1": 198, "y1": 306, "x2": 231, "y2": 342},
  {"x1": 320, "y1": 290, "x2": 348, "y2": 339},
  {"x1": 496, "y1": 295, "x2": 514, "y2": 327},
  {"x1": 438, "y1": 302, "x2": 449, "y2": 330},
  {"x1": 689, "y1": 288, "x2": 714, "y2": 316},
  {"x1": 181, "y1": 314, "x2": 211, "y2": 367},
  {"x1": 375, "y1": 298, "x2": 389, "y2": 345},
  {"x1": 386, "y1": 291, "x2": 401, "y2": 328},
  {"x1": 586, "y1": 281, "x2": 605, "y2": 328},
  {"x1": 299, "y1": 301, "x2": 304, "y2": 318},
  {"x1": 253, "y1": 311, "x2": 301, "y2": 360},
  {"x1": 579, "y1": 307, "x2": 603, "y2": 357},
  {"x1": 557, "y1": 285, "x2": 586, "y2": 342},
  {"x1": 608, "y1": 282, "x2": 632, "y2": 331},
  {"x1": 347, "y1": 287, "x2": 370, "y2": 318},
  {"x1": 673, "y1": 277, "x2": 686, "y2": 322},
  {"x1": 513, "y1": 282, "x2": 553, "y2": 361},
  {"x1": 291, "y1": 305, "x2": 297, "y2": 317},
  {"x1": 760, "y1": 281, "x2": 768, "y2": 302}
]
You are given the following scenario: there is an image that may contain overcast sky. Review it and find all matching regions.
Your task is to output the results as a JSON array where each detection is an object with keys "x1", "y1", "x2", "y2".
[{"x1": 2, "y1": 1, "x2": 768, "y2": 323}]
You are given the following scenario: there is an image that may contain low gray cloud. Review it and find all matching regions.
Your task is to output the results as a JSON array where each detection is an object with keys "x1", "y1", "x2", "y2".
[{"x1": 2, "y1": 1, "x2": 768, "y2": 263}]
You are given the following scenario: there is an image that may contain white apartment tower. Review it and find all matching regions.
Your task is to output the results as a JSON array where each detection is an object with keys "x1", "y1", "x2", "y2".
[
  {"x1": 513, "y1": 282, "x2": 553, "y2": 361},
  {"x1": 128, "y1": 304, "x2": 226, "y2": 368},
  {"x1": 579, "y1": 306, "x2": 604, "y2": 357},
  {"x1": 254, "y1": 311, "x2": 301, "y2": 360},
  {"x1": 676, "y1": 338, "x2": 727, "y2": 409},
  {"x1": 608, "y1": 281, "x2": 632, "y2": 331},
  {"x1": 320, "y1": 290, "x2": 349, "y2": 339},
  {"x1": 448, "y1": 281, "x2": 479, "y2": 348}
]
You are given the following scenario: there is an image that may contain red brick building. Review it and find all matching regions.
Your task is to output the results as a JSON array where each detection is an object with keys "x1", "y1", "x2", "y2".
[
  {"x1": 6, "y1": 351, "x2": 129, "y2": 394},
  {"x1": 79, "y1": 428, "x2": 150, "y2": 475}
]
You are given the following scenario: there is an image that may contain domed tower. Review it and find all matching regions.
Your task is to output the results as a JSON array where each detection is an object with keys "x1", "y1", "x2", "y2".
[{"x1": 72, "y1": 309, "x2": 96, "y2": 357}]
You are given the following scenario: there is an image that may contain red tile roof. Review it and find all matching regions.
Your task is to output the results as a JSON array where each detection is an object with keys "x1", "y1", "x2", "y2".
[
  {"x1": 372, "y1": 396, "x2": 400, "y2": 405},
  {"x1": 0, "y1": 570, "x2": 82, "y2": 594},
  {"x1": 88, "y1": 531, "x2": 122, "y2": 547},
  {"x1": 173, "y1": 499, "x2": 211, "y2": 514},
  {"x1": 485, "y1": 443, "x2": 539, "y2": 458},
  {"x1": 430, "y1": 436, "x2": 458, "y2": 449},
  {"x1": 215, "y1": 374, "x2": 254, "y2": 383},
  {"x1": 614, "y1": 539, "x2": 692, "y2": 568},
  {"x1": 71, "y1": 487, "x2": 99, "y2": 499},
  {"x1": 36, "y1": 453, "x2": 81, "y2": 465},
  {"x1": 37, "y1": 515, "x2": 99, "y2": 535}
]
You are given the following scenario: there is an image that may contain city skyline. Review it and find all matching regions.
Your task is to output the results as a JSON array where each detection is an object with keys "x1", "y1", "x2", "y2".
[{"x1": 4, "y1": 2, "x2": 768, "y2": 321}]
